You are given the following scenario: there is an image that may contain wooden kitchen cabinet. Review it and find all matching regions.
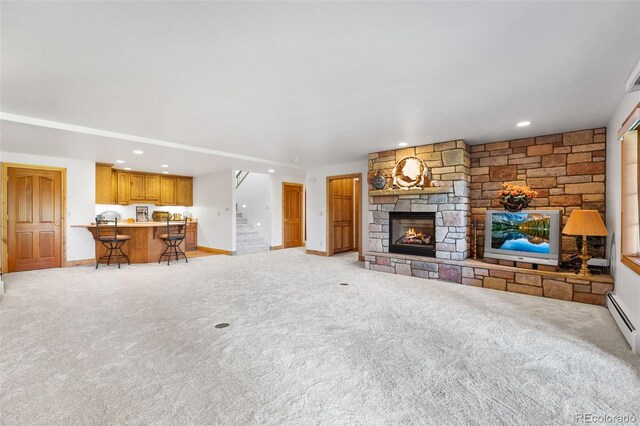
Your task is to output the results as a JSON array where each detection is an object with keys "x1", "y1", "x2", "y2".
[
  {"x1": 116, "y1": 171, "x2": 130, "y2": 205},
  {"x1": 175, "y1": 177, "x2": 193, "y2": 206},
  {"x1": 95, "y1": 163, "x2": 113, "y2": 204},
  {"x1": 111, "y1": 171, "x2": 117, "y2": 204},
  {"x1": 145, "y1": 175, "x2": 160, "y2": 202},
  {"x1": 94, "y1": 163, "x2": 192, "y2": 206},
  {"x1": 160, "y1": 176, "x2": 176, "y2": 205},
  {"x1": 185, "y1": 222, "x2": 197, "y2": 251},
  {"x1": 129, "y1": 173, "x2": 146, "y2": 201},
  {"x1": 129, "y1": 174, "x2": 160, "y2": 202}
]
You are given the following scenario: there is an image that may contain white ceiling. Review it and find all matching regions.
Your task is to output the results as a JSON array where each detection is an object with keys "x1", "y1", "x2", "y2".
[{"x1": 1, "y1": 1, "x2": 639, "y2": 175}]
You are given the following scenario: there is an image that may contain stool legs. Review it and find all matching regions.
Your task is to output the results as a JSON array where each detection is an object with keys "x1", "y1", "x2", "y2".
[
  {"x1": 96, "y1": 241, "x2": 130, "y2": 269},
  {"x1": 159, "y1": 239, "x2": 188, "y2": 265}
]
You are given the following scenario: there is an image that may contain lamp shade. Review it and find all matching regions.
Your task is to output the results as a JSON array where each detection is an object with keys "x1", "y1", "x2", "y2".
[{"x1": 562, "y1": 209, "x2": 608, "y2": 236}]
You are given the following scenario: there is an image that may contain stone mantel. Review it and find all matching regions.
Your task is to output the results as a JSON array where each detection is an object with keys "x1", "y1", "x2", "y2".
[{"x1": 369, "y1": 187, "x2": 453, "y2": 197}]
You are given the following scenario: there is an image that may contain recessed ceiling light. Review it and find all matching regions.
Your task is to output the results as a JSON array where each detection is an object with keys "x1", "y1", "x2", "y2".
[
  {"x1": 124, "y1": 167, "x2": 132, "y2": 171},
  {"x1": 293, "y1": 157, "x2": 299, "y2": 163},
  {"x1": 133, "y1": 150, "x2": 144, "y2": 154},
  {"x1": 516, "y1": 121, "x2": 531, "y2": 127},
  {"x1": 268, "y1": 169, "x2": 275, "y2": 173},
  {"x1": 161, "y1": 164, "x2": 169, "y2": 168},
  {"x1": 398, "y1": 142, "x2": 408, "y2": 147},
  {"x1": 162, "y1": 171, "x2": 169, "y2": 174},
  {"x1": 115, "y1": 160, "x2": 125, "y2": 164}
]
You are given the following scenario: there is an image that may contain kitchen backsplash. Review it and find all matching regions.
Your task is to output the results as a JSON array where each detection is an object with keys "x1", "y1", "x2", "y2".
[{"x1": 95, "y1": 204, "x2": 193, "y2": 221}]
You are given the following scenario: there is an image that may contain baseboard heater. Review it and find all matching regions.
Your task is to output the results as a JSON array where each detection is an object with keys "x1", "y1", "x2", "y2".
[{"x1": 607, "y1": 293, "x2": 639, "y2": 354}]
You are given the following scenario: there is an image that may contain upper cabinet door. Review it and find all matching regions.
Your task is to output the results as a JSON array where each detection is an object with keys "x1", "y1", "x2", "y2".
[
  {"x1": 160, "y1": 176, "x2": 176, "y2": 205},
  {"x1": 116, "y1": 172, "x2": 130, "y2": 205},
  {"x1": 129, "y1": 174, "x2": 146, "y2": 201},
  {"x1": 175, "y1": 177, "x2": 193, "y2": 206},
  {"x1": 95, "y1": 164, "x2": 113, "y2": 204},
  {"x1": 145, "y1": 175, "x2": 160, "y2": 202},
  {"x1": 111, "y1": 171, "x2": 117, "y2": 204}
]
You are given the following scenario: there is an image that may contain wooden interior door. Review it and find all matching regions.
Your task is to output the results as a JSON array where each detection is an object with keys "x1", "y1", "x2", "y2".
[
  {"x1": 7, "y1": 167, "x2": 63, "y2": 272},
  {"x1": 330, "y1": 178, "x2": 354, "y2": 254},
  {"x1": 283, "y1": 183, "x2": 303, "y2": 248}
]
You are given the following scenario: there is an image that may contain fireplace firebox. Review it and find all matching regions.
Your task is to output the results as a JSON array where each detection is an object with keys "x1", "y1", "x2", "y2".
[{"x1": 389, "y1": 212, "x2": 436, "y2": 257}]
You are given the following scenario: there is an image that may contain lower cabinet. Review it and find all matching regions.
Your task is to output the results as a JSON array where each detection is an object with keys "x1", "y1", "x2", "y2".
[{"x1": 185, "y1": 222, "x2": 197, "y2": 251}]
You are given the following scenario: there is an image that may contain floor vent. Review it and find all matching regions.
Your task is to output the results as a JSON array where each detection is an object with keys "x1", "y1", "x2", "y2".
[
  {"x1": 215, "y1": 323, "x2": 229, "y2": 329},
  {"x1": 339, "y1": 282, "x2": 349, "y2": 286}
]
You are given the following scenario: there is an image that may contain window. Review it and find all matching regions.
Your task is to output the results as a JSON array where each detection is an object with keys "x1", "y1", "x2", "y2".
[{"x1": 620, "y1": 103, "x2": 640, "y2": 275}]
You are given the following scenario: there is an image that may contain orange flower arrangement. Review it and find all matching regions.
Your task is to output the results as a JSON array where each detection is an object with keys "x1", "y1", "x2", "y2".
[{"x1": 497, "y1": 183, "x2": 537, "y2": 212}]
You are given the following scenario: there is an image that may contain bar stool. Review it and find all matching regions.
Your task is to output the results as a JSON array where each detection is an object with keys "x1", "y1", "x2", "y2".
[
  {"x1": 158, "y1": 219, "x2": 189, "y2": 265},
  {"x1": 95, "y1": 217, "x2": 131, "y2": 269}
]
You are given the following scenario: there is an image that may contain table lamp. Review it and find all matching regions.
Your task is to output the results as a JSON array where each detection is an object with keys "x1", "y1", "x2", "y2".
[{"x1": 562, "y1": 209, "x2": 608, "y2": 276}]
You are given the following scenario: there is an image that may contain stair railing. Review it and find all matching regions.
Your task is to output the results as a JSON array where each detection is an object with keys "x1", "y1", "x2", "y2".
[{"x1": 235, "y1": 171, "x2": 250, "y2": 188}]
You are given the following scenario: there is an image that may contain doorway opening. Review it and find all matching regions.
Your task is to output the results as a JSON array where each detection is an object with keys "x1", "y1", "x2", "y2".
[
  {"x1": 1, "y1": 163, "x2": 67, "y2": 272},
  {"x1": 326, "y1": 173, "x2": 362, "y2": 259},
  {"x1": 282, "y1": 182, "x2": 304, "y2": 248}
]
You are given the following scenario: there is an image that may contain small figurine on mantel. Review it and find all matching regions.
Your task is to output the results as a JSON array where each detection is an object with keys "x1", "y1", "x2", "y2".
[{"x1": 372, "y1": 170, "x2": 387, "y2": 190}]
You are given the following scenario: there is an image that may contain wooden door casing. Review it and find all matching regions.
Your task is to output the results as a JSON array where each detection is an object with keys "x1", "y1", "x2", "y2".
[
  {"x1": 7, "y1": 167, "x2": 63, "y2": 272},
  {"x1": 326, "y1": 173, "x2": 362, "y2": 258},
  {"x1": 283, "y1": 183, "x2": 303, "y2": 248},
  {"x1": 330, "y1": 178, "x2": 354, "y2": 254}
]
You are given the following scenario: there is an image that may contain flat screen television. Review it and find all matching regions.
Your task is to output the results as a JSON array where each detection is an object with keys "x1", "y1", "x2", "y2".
[{"x1": 484, "y1": 209, "x2": 562, "y2": 266}]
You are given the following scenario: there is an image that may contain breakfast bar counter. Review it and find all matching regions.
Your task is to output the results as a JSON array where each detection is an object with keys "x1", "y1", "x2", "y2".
[{"x1": 73, "y1": 221, "x2": 196, "y2": 264}]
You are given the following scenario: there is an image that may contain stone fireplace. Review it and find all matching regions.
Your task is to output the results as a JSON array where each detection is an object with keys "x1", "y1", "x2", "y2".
[
  {"x1": 389, "y1": 212, "x2": 435, "y2": 257},
  {"x1": 363, "y1": 131, "x2": 614, "y2": 307}
]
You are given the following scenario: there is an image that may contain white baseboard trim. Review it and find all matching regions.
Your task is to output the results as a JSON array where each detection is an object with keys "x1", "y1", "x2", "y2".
[{"x1": 607, "y1": 293, "x2": 639, "y2": 354}]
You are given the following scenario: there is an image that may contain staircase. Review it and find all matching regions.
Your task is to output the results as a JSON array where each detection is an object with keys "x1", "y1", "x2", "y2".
[{"x1": 235, "y1": 212, "x2": 270, "y2": 255}]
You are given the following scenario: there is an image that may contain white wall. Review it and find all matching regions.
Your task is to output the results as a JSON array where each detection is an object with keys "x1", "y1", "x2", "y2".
[
  {"x1": 270, "y1": 174, "x2": 305, "y2": 247},
  {"x1": 191, "y1": 170, "x2": 236, "y2": 252},
  {"x1": 606, "y1": 89, "x2": 640, "y2": 331},
  {"x1": 305, "y1": 160, "x2": 368, "y2": 254},
  {"x1": 236, "y1": 172, "x2": 272, "y2": 244},
  {"x1": 0, "y1": 151, "x2": 96, "y2": 262}
]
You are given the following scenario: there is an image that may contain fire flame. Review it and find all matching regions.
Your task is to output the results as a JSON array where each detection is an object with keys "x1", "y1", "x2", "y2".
[{"x1": 404, "y1": 228, "x2": 424, "y2": 239}]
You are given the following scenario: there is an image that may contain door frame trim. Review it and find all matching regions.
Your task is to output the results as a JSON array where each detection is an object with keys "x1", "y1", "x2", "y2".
[
  {"x1": 326, "y1": 173, "x2": 362, "y2": 259},
  {"x1": 1, "y1": 162, "x2": 68, "y2": 273},
  {"x1": 282, "y1": 182, "x2": 305, "y2": 249}
]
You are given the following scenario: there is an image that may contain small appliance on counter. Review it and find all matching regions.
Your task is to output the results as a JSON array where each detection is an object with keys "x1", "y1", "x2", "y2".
[
  {"x1": 152, "y1": 211, "x2": 171, "y2": 222},
  {"x1": 172, "y1": 213, "x2": 183, "y2": 221}
]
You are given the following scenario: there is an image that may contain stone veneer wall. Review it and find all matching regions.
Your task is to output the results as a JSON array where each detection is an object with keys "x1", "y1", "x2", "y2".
[
  {"x1": 367, "y1": 140, "x2": 471, "y2": 260},
  {"x1": 469, "y1": 127, "x2": 606, "y2": 257},
  {"x1": 364, "y1": 252, "x2": 613, "y2": 305}
]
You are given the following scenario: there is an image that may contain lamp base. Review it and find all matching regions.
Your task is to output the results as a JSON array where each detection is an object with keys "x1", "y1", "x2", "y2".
[{"x1": 577, "y1": 235, "x2": 592, "y2": 277}]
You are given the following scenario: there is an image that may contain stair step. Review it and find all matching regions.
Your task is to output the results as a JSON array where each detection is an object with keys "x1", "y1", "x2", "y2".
[
  {"x1": 236, "y1": 243, "x2": 270, "y2": 255},
  {"x1": 237, "y1": 228, "x2": 260, "y2": 235}
]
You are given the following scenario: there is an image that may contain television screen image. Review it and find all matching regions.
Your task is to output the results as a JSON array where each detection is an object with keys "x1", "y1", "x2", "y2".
[{"x1": 490, "y1": 212, "x2": 551, "y2": 254}]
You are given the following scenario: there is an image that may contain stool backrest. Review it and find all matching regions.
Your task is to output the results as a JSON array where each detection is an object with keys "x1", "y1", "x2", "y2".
[
  {"x1": 165, "y1": 218, "x2": 188, "y2": 239},
  {"x1": 96, "y1": 217, "x2": 119, "y2": 240}
]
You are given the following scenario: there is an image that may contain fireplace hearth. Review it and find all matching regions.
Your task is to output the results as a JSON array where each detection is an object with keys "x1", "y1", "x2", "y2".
[{"x1": 389, "y1": 212, "x2": 436, "y2": 257}]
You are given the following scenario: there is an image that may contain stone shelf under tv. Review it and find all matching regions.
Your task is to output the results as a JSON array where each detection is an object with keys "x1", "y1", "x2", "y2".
[
  {"x1": 369, "y1": 187, "x2": 453, "y2": 196},
  {"x1": 364, "y1": 251, "x2": 613, "y2": 284}
]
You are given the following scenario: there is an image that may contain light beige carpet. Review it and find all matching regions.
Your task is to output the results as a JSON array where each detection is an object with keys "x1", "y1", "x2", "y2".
[{"x1": 1, "y1": 248, "x2": 639, "y2": 425}]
